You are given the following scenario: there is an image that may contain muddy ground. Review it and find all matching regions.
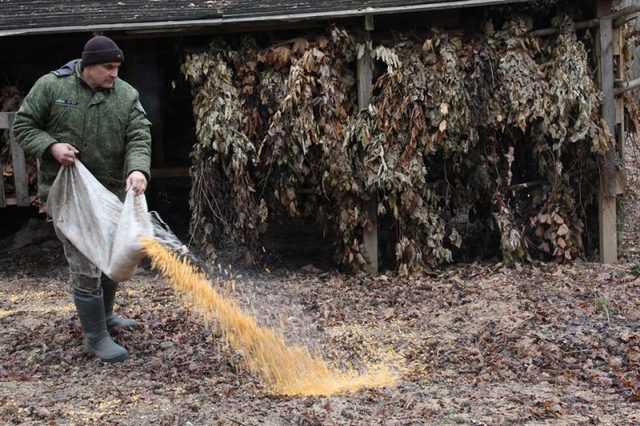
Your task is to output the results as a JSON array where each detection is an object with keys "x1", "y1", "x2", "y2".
[{"x1": 2, "y1": 145, "x2": 640, "y2": 425}]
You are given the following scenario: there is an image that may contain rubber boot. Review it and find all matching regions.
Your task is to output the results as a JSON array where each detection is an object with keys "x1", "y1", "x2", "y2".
[
  {"x1": 73, "y1": 290, "x2": 128, "y2": 363},
  {"x1": 102, "y1": 278, "x2": 138, "y2": 329}
]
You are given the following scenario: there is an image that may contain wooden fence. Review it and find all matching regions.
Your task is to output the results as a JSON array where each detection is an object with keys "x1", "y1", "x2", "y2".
[{"x1": 0, "y1": 111, "x2": 29, "y2": 207}]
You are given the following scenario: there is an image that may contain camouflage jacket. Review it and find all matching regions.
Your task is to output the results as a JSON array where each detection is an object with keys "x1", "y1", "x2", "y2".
[{"x1": 13, "y1": 59, "x2": 152, "y2": 200}]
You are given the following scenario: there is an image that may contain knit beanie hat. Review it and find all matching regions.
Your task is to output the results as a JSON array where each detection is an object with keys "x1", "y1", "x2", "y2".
[{"x1": 81, "y1": 36, "x2": 124, "y2": 66}]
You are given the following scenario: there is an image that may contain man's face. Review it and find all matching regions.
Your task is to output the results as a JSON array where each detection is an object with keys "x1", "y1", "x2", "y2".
[{"x1": 83, "y1": 62, "x2": 121, "y2": 89}]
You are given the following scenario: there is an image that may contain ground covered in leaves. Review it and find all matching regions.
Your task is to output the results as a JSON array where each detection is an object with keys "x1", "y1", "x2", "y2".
[{"x1": 2, "y1": 144, "x2": 640, "y2": 425}]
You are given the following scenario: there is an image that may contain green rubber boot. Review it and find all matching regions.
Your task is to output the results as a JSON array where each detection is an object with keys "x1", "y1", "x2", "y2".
[
  {"x1": 102, "y1": 278, "x2": 138, "y2": 329},
  {"x1": 73, "y1": 290, "x2": 128, "y2": 363}
]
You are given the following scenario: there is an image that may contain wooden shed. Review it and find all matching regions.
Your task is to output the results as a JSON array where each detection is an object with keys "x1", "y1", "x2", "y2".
[{"x1": 0, "y1": 0, "x2": 633, "y2": 269}]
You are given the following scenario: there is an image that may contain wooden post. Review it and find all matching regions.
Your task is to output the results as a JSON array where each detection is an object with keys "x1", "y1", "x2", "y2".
[
  {"x1": 597, "y1": 0, "x2": 618, "y2": 263},
  {"x1": 613, "y1": 26, "x2": 626, "y2": 188},
  {"x1": 358, "y1": 15, "x2": 378, "y2": 274},
  {"x1": 614, "y1": 23, "x2": 626, "y2": 251},
  {"x1": 0, "y1": 129, "x2": 5, "y2": 208},
  {"x1": 0, "y1": 112, "x2": 29, "y2": 208},
  {"x1": 8, "y1": 113, "x2": 29, "y2": 207},
  {"x1": 0, "y1": 112, "x2": 8, "y2": 209}
]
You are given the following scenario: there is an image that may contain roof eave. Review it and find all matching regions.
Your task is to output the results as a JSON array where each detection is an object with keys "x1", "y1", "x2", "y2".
[{"x1": 0, "y1": 0, "x2": 530, "y2": 37}]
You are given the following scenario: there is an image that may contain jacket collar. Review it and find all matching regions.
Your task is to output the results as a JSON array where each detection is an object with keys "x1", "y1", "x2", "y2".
[{"x1": 52, "y1": 59, "x2": 81, "y2": 77}]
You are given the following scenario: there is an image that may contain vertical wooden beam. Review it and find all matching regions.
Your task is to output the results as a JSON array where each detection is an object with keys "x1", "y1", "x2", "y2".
[
  {"x1": 600, "y1": 17, "x2": 616, "y2": 196},
  {"x1": 613, "y1": 26, "x2": 626, "y2": 191},
  {"x1": 597, "y1": 0, "x2": 618, "y2": 263},
  {"x1": 358, "y1": 15, "x2": 378, "y2": 274},
  {"x1": 613, "y1": 24, "x2": 626, "y2": 251},
  {"x1": 7, "y1": 112, "x2": 29, "y2": 206},
  {"x1": 0, "y1": 133, "x2": 7, "y2": 209},
  {"x1": 0, "y1": 115, "x2": 6, "y2": 208},
  {"x1": 1, "y1": 112, "x2": 29, "y2": 207},
  {"x1": 0, "y1": 112, "x2": 11, "y2": 208}
]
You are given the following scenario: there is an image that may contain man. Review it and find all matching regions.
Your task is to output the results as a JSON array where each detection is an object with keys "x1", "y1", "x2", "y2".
[{"x1": 13, "y1": 35, "x2": 152, "y2": 363}]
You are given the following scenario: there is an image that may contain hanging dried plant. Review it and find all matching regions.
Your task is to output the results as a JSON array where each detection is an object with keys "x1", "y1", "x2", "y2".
[{"x1": 182, "y1": 15, "x2": 613, "y2": 273}]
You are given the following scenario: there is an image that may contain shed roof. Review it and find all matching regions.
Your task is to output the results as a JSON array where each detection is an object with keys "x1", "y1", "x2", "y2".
[{"x1": 0, "y1": 0, "x2": 528, "y2": 37}]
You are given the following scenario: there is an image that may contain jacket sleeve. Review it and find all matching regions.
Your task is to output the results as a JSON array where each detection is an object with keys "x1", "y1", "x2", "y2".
[
  {"x1": 12, "y1": 75, "x2": 58, "y2": 158},
  {"x1": 124, "y1": 95, "x2": 152, "y2": 180}
]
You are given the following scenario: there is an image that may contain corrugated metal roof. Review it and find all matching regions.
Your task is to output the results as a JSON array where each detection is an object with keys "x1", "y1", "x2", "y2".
[{"x1": 0, "y1": 0, "x2": 529, "y2": 37}]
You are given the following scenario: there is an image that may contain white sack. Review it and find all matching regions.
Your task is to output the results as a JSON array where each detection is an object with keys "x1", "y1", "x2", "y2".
[{"x1": 47, "y1": 160, "x2": 153, "y2": 282}]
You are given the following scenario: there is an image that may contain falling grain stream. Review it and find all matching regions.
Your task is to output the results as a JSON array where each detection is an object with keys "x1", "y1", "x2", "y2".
[{"x1": 141, "y1": 237, "x2": 397, "y2": 396}]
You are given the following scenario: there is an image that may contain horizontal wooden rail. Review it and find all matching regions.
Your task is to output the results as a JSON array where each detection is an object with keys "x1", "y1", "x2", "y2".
[
  {"x1": 530, "y1": 5, "x2": 640, "y2": 37},
  {"x1": 615, "y1": 77, "x2": 640, "y2": 96}
]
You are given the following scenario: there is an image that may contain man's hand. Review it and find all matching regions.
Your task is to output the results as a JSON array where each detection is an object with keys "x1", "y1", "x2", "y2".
[
  {"x1": 48, "y1": 143, "x2": 79, "y2": 166},
  {"x1": 126, "y1": 171, "x2": 147, "y2": 196}
]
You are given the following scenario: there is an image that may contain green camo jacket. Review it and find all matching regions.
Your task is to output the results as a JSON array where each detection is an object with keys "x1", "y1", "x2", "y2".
[{"x1": 13, "y1": 59, "x2": 152, "y2": 201}]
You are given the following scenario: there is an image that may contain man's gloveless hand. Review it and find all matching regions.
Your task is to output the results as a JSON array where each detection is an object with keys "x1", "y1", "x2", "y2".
[
  {"x1": 48, "y1": 142, "x2": 79, "y2": 166},
  {"x1": 126, "y1": 171, "x2": 147, "y2": 195}
]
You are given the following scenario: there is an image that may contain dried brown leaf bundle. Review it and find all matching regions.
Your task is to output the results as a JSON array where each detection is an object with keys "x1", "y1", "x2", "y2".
[{"x1": 182, "y1": 17, "x2": 613, "y2": 273}]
